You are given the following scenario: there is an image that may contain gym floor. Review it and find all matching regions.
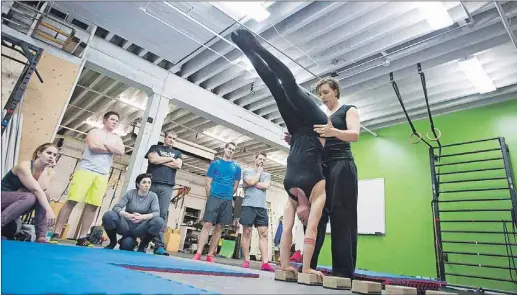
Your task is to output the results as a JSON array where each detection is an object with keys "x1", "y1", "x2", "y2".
[
  {"x1": 148, "y1": 257, "x2": 348, "y2": 295},
  {"x1": 2, "y1": 239, "x2": 479, "y2": 294}
]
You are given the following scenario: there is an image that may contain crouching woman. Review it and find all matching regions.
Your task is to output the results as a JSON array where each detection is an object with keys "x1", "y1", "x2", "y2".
[{"x1": 102, "y1": 173, "x2": 164, "y2": 252}]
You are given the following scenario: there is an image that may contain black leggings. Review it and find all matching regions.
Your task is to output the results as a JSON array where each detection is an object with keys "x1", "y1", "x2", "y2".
[
  {"x1": 102, "y1": 210, "x2": 164, "y2": 238},
  {"x1": 310, "y1": 159, "x2": 358, "y2": 278},
  {"x1": 232, "y1": 29, "x2": 327, "y2": 199},
  {"x1": 231, "y1": 29, "x2": 327, "y2": 135}
]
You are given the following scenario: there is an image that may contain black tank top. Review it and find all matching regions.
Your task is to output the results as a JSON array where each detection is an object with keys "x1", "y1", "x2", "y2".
[
  {"x1": 324, "y1": 104, "x2": 356, "y2": 162},
  {"x1": 1, "y1": 161, "x2": 34, "y2": 192}
]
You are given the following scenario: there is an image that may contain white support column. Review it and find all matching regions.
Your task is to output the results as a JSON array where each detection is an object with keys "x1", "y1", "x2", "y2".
[{"x1": 121, "y1": 93, "x2": 169, "y2": 193}]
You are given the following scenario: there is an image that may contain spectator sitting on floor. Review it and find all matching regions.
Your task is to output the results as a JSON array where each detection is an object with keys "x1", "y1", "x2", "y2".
[{"x1": 102, "y1": 173, "x2": 164, "y2": 252}]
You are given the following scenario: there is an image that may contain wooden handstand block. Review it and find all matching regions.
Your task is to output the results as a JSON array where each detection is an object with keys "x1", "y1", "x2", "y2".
[
  {"x1": 323, "y1": 276, "x2": 352, "y2": 289},
  {"x1": 274, "y1": 270, "x2": 298, "y2": 282},
  {"x1": 385, "y1": 285, "x2": 418, "y2": 295},
  {"x1": 351, "y1": 280, "x2": 382, "y2": 294},
  {"x1": 297, "y1": 272, "x2": 323, "y2": 285}
]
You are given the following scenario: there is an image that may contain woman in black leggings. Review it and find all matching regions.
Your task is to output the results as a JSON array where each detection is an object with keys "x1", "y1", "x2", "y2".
[
  {"x1": 312, "y1": 78, "x2": 360, "y2": 279},
  {"x1": 231, "y1": 29, "x2": 328, "y2": 278}
]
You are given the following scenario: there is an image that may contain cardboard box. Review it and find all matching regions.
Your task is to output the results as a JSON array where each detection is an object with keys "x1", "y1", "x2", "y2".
[{"x1": 166, "y1": 232, "x2": 181, "y2": 252}]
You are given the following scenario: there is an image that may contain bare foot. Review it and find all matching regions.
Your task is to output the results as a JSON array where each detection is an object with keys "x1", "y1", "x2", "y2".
[
  {"x1": 281, "y1": 265, "x2": 298, "y2": 273},
  {"x1": 303, "y1": 268, "x2": 324, "y2": 278}
]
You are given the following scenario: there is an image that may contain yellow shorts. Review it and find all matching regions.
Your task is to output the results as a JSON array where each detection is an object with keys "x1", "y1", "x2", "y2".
[{"x1": 67, "y1": 169, "x2": 109, "y2": 207}]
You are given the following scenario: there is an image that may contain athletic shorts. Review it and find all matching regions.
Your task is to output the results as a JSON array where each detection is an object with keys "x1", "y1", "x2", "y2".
[
  {"x1": 203, "y1": 196, "x2": 233, "y2": 226},
  {"x1": 67, "y1": 169, "x2": 109, "y2": 207},
  {"x1": 239, "y1": 206, "x2": 268, "y2": 227}
]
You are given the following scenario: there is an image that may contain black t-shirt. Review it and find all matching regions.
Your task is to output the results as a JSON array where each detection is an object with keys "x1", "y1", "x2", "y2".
[
  {"x1": 324, "y1": 104, "x2": 356, "y2": 161},
  {"x1": 145, "y1": 144, "x2": 182, "y2": 186}
]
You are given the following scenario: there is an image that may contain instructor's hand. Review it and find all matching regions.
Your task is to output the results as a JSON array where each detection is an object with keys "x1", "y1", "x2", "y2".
[
  {"x1": 283, "y1": 132, "x2": 291, "y2": 145},
  {"x1": 314, "y1": 120, "x2": 336, "y2": 137}
]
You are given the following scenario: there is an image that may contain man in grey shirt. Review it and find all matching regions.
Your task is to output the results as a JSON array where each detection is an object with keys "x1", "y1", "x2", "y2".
[
  {"x1": 102, "y1": 173, "x2": 164, "y2": 252},
  {"x1": 239, "y1": 152, "x2": 275, "y2": 272},
  {"x1": 51, "y1": 111, "x2": 125, "y2": 246}
]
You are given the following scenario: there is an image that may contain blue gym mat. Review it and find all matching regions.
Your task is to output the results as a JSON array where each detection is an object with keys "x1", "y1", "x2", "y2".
[{"x1": 1, "y1": 240, "x2": 257, "y2": 294}]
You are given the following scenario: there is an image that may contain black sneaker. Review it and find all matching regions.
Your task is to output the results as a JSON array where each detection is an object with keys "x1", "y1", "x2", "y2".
[
  {"x1": 49, "y1": 233, "x2": 60, "y2": 244},
  {"x1": 76, "y1": 237, "x2": 93, "y2": 247}
]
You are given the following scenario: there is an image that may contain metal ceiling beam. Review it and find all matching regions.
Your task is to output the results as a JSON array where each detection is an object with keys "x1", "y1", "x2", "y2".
[
  {"x1": 63, "y1": 81, "x2": 125, "y2": 126},
  {"x1": 237, "y1": 3, "x2": 508, "y2": 110},
  {"x1": 177, "y1": 2, "x2": 312, "y2": 77},
  {"x1": 338, "y1": 21, "x2": 517, "y2": 93},
  {"x1": 267, "y1": 56, "x2": 517, "y2": 122},
  {"x1": 494, "y1": 1, "x2": 517, "y2": 50},
  {"x1": 85, "y1": 40, "x2": 289, "y2": 150},
  {"x1": 192, "y1": 2, "x2": 347, "y2": 86},
  {"x1": 271, "y1": 25, "x2": 517, "y2": 127},
  {"x1": 296, "y1": 4, "x2": 517, "y2": 93},
  {"x1": 219, "y1": 2, "x2": 391, "y2": 99},
  {"x1": 162, "y1": 71, "x2": 289, "y2": 151},
  {"x1": 225, "y1": 3, "x2": 418, "y2": 105}
]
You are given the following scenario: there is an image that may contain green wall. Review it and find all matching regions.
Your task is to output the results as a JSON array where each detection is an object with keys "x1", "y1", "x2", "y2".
[{"x1": 317, "y1": 99, "x2": 517, "y2": 292}]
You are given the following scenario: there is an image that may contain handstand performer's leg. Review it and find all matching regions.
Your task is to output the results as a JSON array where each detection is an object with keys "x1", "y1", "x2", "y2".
[
  {"x1": 279, "y1": 199, "x2": 299, "y2": 272},
  {"x1": 302, "y1": 180, "x2": 326, "y2": 278},
  {"x1": 235, "y1": 29, "x2": 327, "y2": 126},
  {"x1": 232, "y1": 31, "x2": 302, "y2": 133}
]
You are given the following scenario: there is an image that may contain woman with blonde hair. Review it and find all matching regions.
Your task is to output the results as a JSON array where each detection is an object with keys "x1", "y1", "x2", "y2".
[{"x1": 1, "y1": 143, "x2": 58, "y2": 242}]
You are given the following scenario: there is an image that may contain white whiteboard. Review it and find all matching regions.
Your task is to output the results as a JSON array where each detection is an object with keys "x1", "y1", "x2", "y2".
[{"x1": 326, "y1": 178, "x2": 385, "y2": 235}]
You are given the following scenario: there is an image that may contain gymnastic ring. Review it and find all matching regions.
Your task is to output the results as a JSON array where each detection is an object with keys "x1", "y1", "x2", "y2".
[
  {"x1": 426, "y1": 128, "x2": 442, "y2": 141},
  {"x1": 409, "y1": 132, "x2": 422, "y2": 144}
]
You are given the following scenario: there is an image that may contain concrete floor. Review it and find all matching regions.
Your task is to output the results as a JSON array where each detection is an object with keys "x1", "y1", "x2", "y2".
[
  {"x1": 61, "y1": 240, "x2": 475, "y2": 294},
  {"x1": 157, "y1": 253, "x2": 481, "y2": 295},
  {"x1": 146, "y1": 256, "x2": 350, "y2": 295},
  {"x1": 170, "y1": 251, "x2": 272, "y2": 271}
]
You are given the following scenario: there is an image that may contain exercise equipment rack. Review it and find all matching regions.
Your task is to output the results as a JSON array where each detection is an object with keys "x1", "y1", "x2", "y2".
[
  {"x1": 429, "y1": 137, "x2": 517, "y2": 294},
  {"x1": 1, "y1": 32, "x2": 43, "y2": 135},
  {"x1": 390, "y1": 65, "x2": 517, "y2": 293}
]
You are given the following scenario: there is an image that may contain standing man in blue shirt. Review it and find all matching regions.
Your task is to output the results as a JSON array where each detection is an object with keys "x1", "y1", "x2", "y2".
[
  {"x1": 193, "y1": 142, "x2": 241, "y2": 262},
  {"x1": 145, "y1": 130, "x2": 182, "y2": 255},
  {"x1": 239, "y1": 152, "x2": 276, "y2": 272}
]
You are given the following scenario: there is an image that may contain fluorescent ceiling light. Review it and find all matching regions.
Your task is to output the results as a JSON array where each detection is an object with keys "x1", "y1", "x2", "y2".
[
  {"x1": 457, "y1": 56, "x2": 496, "y2": 94},
  {"x1": 211, "y1": 2, "x2": 271, "y2": 22},
  {"x1": 416, "y1": 2, "x2": 454, "y2": 30}
]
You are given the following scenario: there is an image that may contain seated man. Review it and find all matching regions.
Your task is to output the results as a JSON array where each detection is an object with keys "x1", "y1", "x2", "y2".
[{"x1": 102, "y1": 173, "x2": 164, "y2": 252}]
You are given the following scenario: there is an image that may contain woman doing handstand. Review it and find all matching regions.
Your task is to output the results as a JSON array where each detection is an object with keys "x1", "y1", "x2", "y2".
[{"x1": 232, "y1": 29, "x2": 328, "y2": 278}]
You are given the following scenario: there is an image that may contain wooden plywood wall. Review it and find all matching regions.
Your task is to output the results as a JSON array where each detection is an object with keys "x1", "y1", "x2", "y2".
[{"x1": 17, "y1": 51, "x2": 80, "y2": 162}]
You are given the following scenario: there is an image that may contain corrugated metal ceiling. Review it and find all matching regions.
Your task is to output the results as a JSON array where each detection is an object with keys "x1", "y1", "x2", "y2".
[{"x1": 49, "y1": 1, "x2": 517, "y2": 180}]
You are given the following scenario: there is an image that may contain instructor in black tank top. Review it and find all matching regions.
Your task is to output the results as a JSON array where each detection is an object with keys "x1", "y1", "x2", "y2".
[
  {"x1": 285, "y1": 77, "x2": 360, "y2": 278},
  {"x1": 312, "y1": 77, "x2": 360, "y2": 279}
]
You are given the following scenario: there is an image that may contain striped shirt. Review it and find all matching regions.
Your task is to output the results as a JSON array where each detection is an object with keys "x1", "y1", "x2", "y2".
[{"x1": 112, "y1": 189, "x2": 160, "y2": 218}]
